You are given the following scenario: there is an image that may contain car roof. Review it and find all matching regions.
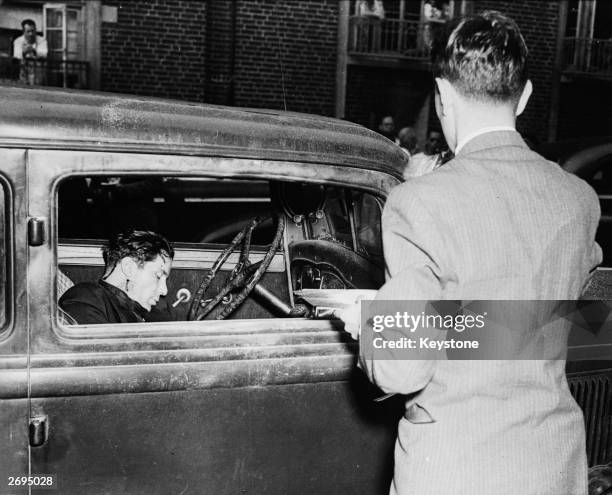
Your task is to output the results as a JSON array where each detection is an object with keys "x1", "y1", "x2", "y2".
[{"x1": 0, "y1": 85, "x2": 407, "y2": 178}]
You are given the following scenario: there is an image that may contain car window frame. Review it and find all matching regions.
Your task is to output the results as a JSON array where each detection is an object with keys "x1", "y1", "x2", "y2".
[
  {"x1": 26, "y1": 148, "x2": 398, "y2": 344},
  {"x1": 0, "y1": 170, "x2": 13, "y2": 341}
]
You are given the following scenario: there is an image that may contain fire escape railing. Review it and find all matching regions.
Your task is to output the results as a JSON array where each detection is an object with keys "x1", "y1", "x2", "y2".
[
  {"x1": 563, "y1": 38, "x2": 612, "y2": 79},
  {"x1": 0, "y1": 58, "x2": 90, "y2": 89},
  {"x1": 348, "y1": 16, "x2": 445, "y2": 61}
]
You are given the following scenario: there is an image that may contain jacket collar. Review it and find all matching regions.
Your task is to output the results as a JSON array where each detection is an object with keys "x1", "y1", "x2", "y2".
[
  {"x1": 99, "y1": 279, "x2": 148, "y2": 319},
  {"x1": 456, "y1": 129, "x2": 528, "y2": 157}
]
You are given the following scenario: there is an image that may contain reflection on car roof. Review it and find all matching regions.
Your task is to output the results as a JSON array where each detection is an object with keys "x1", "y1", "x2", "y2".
[{"x1": 0, "y1": 85, "x2": 407, "y2": 178}]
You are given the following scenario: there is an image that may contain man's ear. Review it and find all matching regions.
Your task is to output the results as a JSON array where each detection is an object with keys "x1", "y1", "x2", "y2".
[
  {"x1": 434, "y1": 77, "x2": 454, "y2": 117},
  {"x1": 119, "y1": 257, "x2": 137, "y2": 279},
  {"x1": 515, "y1": 79, "x2": 533, "y2": 117}
]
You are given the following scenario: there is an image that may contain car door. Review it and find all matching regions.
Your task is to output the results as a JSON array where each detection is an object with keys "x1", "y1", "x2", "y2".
[
  {"x1": 26, "y1": 148, "x2": 403, "y2": 494},
  {"x1": 0, "y1": 149, "x2": 29, "y2": 494}
]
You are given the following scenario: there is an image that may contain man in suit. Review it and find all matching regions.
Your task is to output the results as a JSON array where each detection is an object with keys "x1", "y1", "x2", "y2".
[{"x1": 342, "y1": 11, "x2": 601, "y2": 494}]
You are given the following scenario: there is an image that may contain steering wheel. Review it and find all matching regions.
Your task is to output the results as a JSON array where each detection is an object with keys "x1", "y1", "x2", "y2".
[
  {"x1": 290, "y1": 240, "x2": 384, "y2": 290},
  {"x1": 187, "y1": 215, "x2": 285, "y2": 320}
]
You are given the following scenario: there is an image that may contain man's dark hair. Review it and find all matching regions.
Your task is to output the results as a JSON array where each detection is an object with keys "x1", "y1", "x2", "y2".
[
  {"x1": 102, "y1": 230, "x2": 174, "y2": 277},
  {"x1": 431, "y1": 11, "x2": 528, "y2": 102},
  {"x1": 21, "y1": 19, "x2": 36, "y2": 29}
]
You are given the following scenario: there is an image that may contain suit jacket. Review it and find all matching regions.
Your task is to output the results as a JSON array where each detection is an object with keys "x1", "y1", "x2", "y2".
[{"x1": 360, "y1": 131, "x2": 601, "y2": 495}]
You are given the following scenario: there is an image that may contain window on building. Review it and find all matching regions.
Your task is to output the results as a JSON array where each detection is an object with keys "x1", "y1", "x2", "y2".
[
  {"x1": 563, "y1": 0, "x2": 612, "y2": 76},
  {"x1": 564, "y1": 0, "x2": 612, "y2": 40},
  {"x1": 593, "y1": 0, "x2": 612, "y2": 40},
  {"x1": 0, "y1": 28, "x2": 21, "y2": 79},
  {"x1": 44, "y1": 3, "x2": 83, "y2": 60},
  {"x1": 564, "y1": 0, "x2": 580, "y2": 38},
  {"x1": 43, "y1": 3, "x2": 87, "y2": 88}
]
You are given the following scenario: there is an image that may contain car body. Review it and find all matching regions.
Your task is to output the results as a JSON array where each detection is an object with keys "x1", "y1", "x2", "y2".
[
  {"x1": 0, "y1": 85, "x2": 610, "y2": 494},
  {"x1": 548, "y1": 139, "x2": 612, "y2": 269}
]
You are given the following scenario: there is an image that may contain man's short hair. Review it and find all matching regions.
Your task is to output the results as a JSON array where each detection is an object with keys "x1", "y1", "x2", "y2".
[
  {"x1": 102, "y1": 230, "x2": 174, "y2": 277},
  {"x1": 431, "y1": 11, "x2": 528, "y2": 103},
  {"x1": 21, "y1": 19, "x2": 36, "y2": 30}
]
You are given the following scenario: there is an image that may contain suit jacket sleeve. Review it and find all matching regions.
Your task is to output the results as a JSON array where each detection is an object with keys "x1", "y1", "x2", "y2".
[{"x1": 359, "y1": 185, "x2": 448, "y2": 394}]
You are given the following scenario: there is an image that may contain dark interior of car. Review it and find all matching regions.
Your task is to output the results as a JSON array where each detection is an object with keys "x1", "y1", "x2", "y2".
[{"x1": 57, "y1": 175, "x2": 384, "y2": 322}]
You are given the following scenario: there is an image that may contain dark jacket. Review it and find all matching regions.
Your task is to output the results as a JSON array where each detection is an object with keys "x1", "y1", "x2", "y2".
[{"x1": 59, "y1": 280, "x2": 149, "y2": 324}]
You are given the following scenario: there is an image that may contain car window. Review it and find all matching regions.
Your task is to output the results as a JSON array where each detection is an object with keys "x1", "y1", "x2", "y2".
[{"x1": 57, "y1": 174, "x2": 384, "y2": 325}]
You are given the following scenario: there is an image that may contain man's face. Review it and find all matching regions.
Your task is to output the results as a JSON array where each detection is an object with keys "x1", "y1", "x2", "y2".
[
  {"x1": 23, "y1": 24, "x2": 36, "y2": 43},
  {"x1": 426, "y1": 131, "x2": 444, "y2": 155},
  {"x1": 380, "y1": 117, "x2": 395, "y2": 134},
  {"x1": 129, "y1": 255, "x2": 172, "y2": 311}
]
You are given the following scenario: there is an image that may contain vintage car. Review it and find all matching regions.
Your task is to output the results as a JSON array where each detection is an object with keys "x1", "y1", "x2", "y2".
[{"x1": 0, "y1": 85, "x2": 610, "y2": 494}]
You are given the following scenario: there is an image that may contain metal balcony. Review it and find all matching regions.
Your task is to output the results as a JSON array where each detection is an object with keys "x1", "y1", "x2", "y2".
[
  {"x1": 563, "y1": 38, "x2": 612, "y2": 80},
  {"x1": 348, "y1": 16, "x2": 444, "y2": 66},
  {"x1": 0, "y1": 57, "x2": 89, "y2": 89}
]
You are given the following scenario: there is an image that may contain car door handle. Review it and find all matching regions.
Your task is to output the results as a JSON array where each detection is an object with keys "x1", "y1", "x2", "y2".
[
  {"x1": 28, "y1": 217, "x2": 46, "y2": 246},
  {"x1": 29, "y1": 415, "x2": 48, "y2": 447}
]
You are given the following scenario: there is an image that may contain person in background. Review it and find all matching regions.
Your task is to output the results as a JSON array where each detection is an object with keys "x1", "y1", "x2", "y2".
[
  {"x1": 13, "y1": 19, "x2": 47, "y2": 85},
  {"x1": 397, "y1": 126, "x2": 418, "y2": 159},
  {"x1": 423, "y1": 129, "x2": 446, "y2": 155},
  {"x1": 60, "y1": 230, "x2": 174, "y2": 324},
  {"x1": 377, "y1": 115, "x2": 397, "y2": 142},
  {"x1": 13, "y1": 19, "x2": 48, "y2": 60},
  {"x1": 357, "y1": 0, "x2": 385, "y2": 18},
  {"x1": 403, "y1": 129, "x2": 448, "y2": 179},
  {"x1": 356, "y1": 0, "x2": 385, "y2": 51}
]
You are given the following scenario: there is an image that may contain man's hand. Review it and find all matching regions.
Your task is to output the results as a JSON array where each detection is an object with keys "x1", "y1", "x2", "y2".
[{"x1": 336, "y1": 295, "x2": 371, "y2": 340}]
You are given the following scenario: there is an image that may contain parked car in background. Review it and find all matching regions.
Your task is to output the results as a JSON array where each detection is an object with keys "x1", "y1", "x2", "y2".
[
  {"x1": 540, "y1": 137, "x2": 612, "y2": 268},
  {"x1": 0, "y1": 85, "x2": 610, "y2": 494}
]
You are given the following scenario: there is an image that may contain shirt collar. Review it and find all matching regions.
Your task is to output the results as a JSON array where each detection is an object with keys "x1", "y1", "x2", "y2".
[
  {"x1": 454, "y1": 126, "x2": 517, "y2": 155},
  {"x1": 99, "y1": 279, "x2": 148, "y2": 319}
]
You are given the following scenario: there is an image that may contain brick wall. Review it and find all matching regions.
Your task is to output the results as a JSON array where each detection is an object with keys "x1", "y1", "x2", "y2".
[
  {"x1": 231, "y1": 0, "x2": 338, "y2": 116},
  {"x1": 98, "y1": 0, "x2": 566, "y2": 137},
  {"x1": 204, "y1": 1, "x2": 234, "y2": 105},
  {"x1": 101, "y1": 0, "x2": 206, "y2": 102},
  {"x1": 471, "y1": 1, "x2": 560, "y2": 145},
  {"x1": 101, "y1": 0, "x2": 338, "y2": 115}
]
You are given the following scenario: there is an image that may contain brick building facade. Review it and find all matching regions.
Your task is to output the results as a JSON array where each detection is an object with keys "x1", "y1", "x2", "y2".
[
  {"x1": 1, "y1": 0, "x2": 609, "y2": 143},
  {"x1": 101, "y1": 0, "x2": 207, "y2": 102},
  {"x1": 95, "y1": 0, "x2": 612, "y2": 144},
  {"x1": 100, "y1": 0, "x2": 338, "y2": 117},
  {"x1": 231, "y1": 0, "x2": 337, "y2": 116}
]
